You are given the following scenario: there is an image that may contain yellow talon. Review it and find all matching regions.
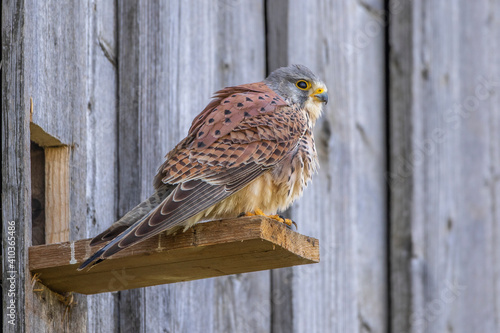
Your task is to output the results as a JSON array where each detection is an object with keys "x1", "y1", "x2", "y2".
[
  {"x1": 269, "y1": 214, "x2": 293, "y2": 227},
  {"x1": 255, "y1": 208, "x2": 265, "y2": 216},
  {"x1": 242, "y1": 208, "x2": 295, "y2": 228},
  {"x1": 244, "y1": 208, "x2": 265, "y2": 217},
  {"x1": 31, "y1": 273, "x2": 44, "y2": 292}
]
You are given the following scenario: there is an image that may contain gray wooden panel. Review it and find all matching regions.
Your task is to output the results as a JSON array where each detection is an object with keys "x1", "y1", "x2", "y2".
[
  {"x1": 117, "y1": 1, "x2": 269, "y2": 332},
  {"x1": 387, "y1": 0, "x2": 413, "y2": 331},
  {"x1": 3, "y1": 0, "x2": 90, "y2": 332},
  {"x1": 492, "y1": 0, "x2": 500, "y2": 323},
  {"x1": 116, "y1": 2, "x2": 144, "y2": 331},
  {"x1": 85, "y1": 1, "x2": 119, "y2": 332},
  {"x1": 265, "y1": 0, "x2": 289, "y2": 72},
  {"x1": 25, "y1": 1, "x2": 89, "y2": 332},
  {"x1": 492, "y1": 1, "x2": 500, "y2": 322},
  {"x1": 351, "y1": 3, "x2": 388, "y2": 332},
  {"x1": 25, "y1": 3, "x2": 86, "y2": 147},
  {"x1": 27, "y1": 0, "x2": 89, "y2": 329},
  {"x1": 389, "y1": 0, "x2": 500, "y2": 332},
  {"x1": 454, "y1": 3, "x2": 499, "y2": 331},
  {"x1": 23, "y1": 0, "x2": 89, "y2": 240},
  {"x1": 268, "y1": 1, "x2": 388, "y2": 332},
  {"x1": 2, "y1": 2, "x2": 30, "y2": 332}
]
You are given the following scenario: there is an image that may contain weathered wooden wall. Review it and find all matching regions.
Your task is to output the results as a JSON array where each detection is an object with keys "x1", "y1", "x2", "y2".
[
  {"x1": 2, "y1": 1, "x2": 31, "y2": 332},
  {"x1": 267, "y1": 1, "x2": 388, "y2": 332},
  {"x1": 389, "y1": 1, "x2": 500, "y2": 332},
  {"x1": 85, "y1": 0, "x2": 119, "y2": 332},
  {"x1": 2, "y1": 0, "x2": 499, "y2": 333},
  {"x1": 3, "y1": 0, "x2": 90, "y2": 332}
]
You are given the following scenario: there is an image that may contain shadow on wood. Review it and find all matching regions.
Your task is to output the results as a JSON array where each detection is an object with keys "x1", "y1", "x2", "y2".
[{"x1": 29, "y1": 216, "x2": 319, "y2": 295}]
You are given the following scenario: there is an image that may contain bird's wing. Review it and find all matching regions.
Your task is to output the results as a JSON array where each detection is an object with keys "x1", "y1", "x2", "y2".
[{"x1": 79, "y1": 82, "x2": 307, "y2": 269}]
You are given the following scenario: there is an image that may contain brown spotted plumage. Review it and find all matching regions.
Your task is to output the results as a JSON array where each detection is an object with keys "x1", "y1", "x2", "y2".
[{"x1": 79, "y1": 64, "x2": 328, "y2": 270}]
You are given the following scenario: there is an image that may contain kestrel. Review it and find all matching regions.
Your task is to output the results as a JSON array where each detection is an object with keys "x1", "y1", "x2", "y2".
[{"x1": 79, "y1": 64, "x2": 328, "y2": 270}]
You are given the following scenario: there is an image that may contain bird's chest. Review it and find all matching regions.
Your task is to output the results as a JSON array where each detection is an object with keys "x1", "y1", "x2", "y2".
[{"x1": 270, "y1": 128, "x2": 319, "y2": 209}]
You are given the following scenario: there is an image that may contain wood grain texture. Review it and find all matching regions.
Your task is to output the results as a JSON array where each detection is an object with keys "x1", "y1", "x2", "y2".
[
  {"x1": 20, "y1": 0, "x2": 89, "y2": 331},
  {"x1": 3, "y1": 1, "x2": 88, "y2": 332},
  {"x1": 84, "y1": 1, "x2": 119, "y2": 332},
  {"x1": 492, "y1": 1, "x2": 500, "y2": 324},
  {"x1": 45, "y1": 146, "x2": 70, "y2": 244},
  {"x1": 2, "y1": 1, "x2": 30, "y2": 332},
  {"x1": 389, "y1": 0, "x2": 500, "y2": 332},
  {"x1": 116, "y1": 1, "x2": 270, "y2": 332},
  {"x1": 267, "y1": 1, "x2": 388, "y2": 332},
  {"x1": 29, "y1": 218, "x2": 319, "y2": 295},
  {"x1": 387, "y1": 1, "x2": 413, "y2": 331},
  {"x1": 116, "y1": 4, "x2": 143, "y2": 331},
  {"x1": 266, "y1": 0, "x2": 289, "y2": 71}
]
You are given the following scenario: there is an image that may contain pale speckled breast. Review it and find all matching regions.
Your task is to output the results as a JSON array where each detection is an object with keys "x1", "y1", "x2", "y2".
[
  {"x1": 178, "y1": 110, "x2": 319, "y2": 230},
  {"x1": 189, "y1": 127, "x2": 318, "y2": 225},
  {"x1": 270, "y1": 127, "x2": 318, "y2": 210}
]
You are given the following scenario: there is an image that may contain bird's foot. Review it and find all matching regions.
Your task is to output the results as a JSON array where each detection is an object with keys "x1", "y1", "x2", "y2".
[
  {"x1": 31, "y1": 272, "x2": 44, "y2": 292},
  {"x1": 269, "y1": 214, "x2": 297, "y2": 229},
  {"x1": 241, "y1": 208, "x2": 297, "y2": 229}
]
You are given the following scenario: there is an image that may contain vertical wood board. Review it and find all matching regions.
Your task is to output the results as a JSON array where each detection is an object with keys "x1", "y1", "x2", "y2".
[
  {"x1": 267, "y1": 1, "x2": 388, "y2": 332},
  {"x1": 84, "y1": 0, "x2": 119, "y2": 332},
  {"x1": 21, "y1": 1, "x2": 90, "y2": 331},
  {"x1": 45, "y1": 146, "x2": 70, "y2": 244},
  {"x1": 2, "y1": 1, "x2": 30, "y2": 332},
  {"x1": 389, "y1": 0, "x2": 500, "y2": 332}
]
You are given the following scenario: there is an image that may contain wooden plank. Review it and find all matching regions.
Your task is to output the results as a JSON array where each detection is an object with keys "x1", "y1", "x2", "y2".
[
  {"x1": 454, "y1": 2, "x2": 500, "y2": 332},
  {"x1": 265, "y1": 0, "x2": 289, "y2": 71},
  {"x1": 271, "y1": 267, "x2": 294, "y2": 333},
  {"x1": 387, "y1": 1, "x2": 414, "y2": 331},
  {"x1": 29, "y1": 217, "x2": 319, "y2": 295},
  {"x1": 2, "y1": 2, "x2": 30, "y2": 332},
  {"x1": 492, "y1": 0, "x2": 500, "y2": 324},
  {"x1": 115, "y1": 2, "x2": 143, "y2": 331},
  {"x1": 44, "y1": 146, "x2": 70, "y2": 244},
  {"x1": 349, "y1": 2, "x2": 388, "y2": 332},
  {"x1": 116, "y1": 1, "x2": 269, "y2": 332},
  {"x1": 389, "y1": 1, "x2": 500, "y2": 332},
  {"x1": 20, "y1": 1, "x2": 90, "y2": 332},
  {"x1": 84, "y1": 1, "x2": 119, "y2": 332},
  {"x1": 267, "y1": 1, "x2": 388, "y2": 332}
]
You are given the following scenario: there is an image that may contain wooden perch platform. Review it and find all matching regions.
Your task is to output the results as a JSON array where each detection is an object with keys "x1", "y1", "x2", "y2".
[{"x1": 29, "y1": 216, "x2": 319, "y2": 295}]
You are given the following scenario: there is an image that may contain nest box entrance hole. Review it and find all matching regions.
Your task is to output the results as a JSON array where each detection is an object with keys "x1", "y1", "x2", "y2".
[{"x1": 31, "y1": 142, "x2": 46, "y2": 245}]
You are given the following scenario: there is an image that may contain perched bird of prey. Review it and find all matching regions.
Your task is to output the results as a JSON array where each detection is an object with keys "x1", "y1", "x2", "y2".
[{"x1": 79, "y1": 64, "x2": 328, "y2": 270}]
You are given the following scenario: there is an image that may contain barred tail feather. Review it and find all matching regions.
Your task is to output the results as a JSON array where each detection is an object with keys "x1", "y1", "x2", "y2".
[
  {"x1": 89, "y1": 185, "x2": 173, "y2": 246},
  {"x1": 78, "y1": 209, "x2": 154, "y2": 270}
]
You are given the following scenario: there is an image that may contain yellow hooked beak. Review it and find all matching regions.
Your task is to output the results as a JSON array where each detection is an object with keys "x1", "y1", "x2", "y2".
[{"x1": 311, "y1": 88, "x2": 328, "y2": 104}]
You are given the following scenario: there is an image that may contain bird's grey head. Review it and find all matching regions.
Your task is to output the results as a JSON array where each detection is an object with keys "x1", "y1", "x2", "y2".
[{"x1": 264, "y1": 64, "x2": 328, "y2": 117}]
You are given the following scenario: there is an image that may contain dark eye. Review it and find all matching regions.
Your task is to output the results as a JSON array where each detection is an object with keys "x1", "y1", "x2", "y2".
[{"x1": 296, "y1": 80, "x2": 310, "y2": 90}]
